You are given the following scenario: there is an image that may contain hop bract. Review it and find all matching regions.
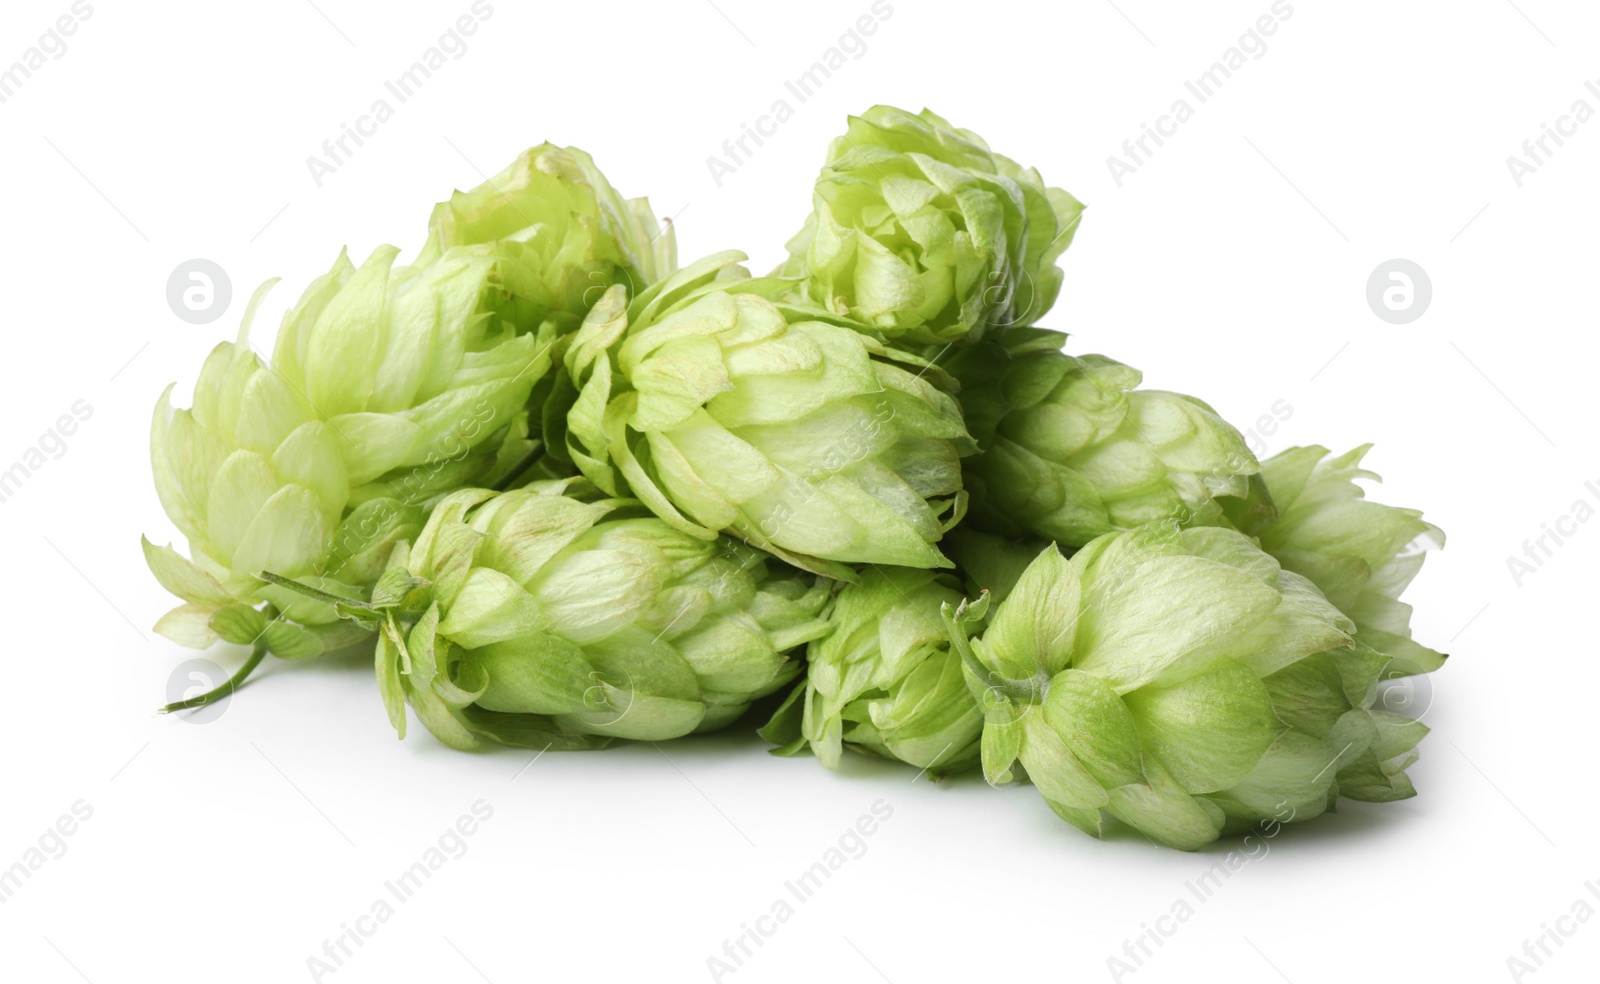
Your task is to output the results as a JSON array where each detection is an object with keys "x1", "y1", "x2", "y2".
[
  {"x1": 951, "y1": 523, "x2": 1427, "y2": 850},
  {"x1": 563, "y1": 253, "x2": 977, "y2": 578},
  {"x1": 145, "y1": 245, "x2": 553, "y2": 652},
  {"x1": 778, "y1": 106, "x2": 1085, "y2": 346},
  {"x1": 367, "y1": 484, "x2": 833, "y2": 749},
  {"x1": 763, "y1": 566, "x2": 981, "y2": 775},
  {"x1": 953, "y1": 328, "x2": 1262, "y2": 548},
  {"x1": 1258, "y1": 445, "x2": 1446, "y2": 677}
]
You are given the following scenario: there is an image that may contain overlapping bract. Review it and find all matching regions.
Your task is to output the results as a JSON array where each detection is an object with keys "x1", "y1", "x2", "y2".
[
  {"x1": 953, "y1": 328, "x2": 1261, "y2": 548},
  {"x1": 762, "y1": 566, "x2": 981, "y2": 775},
  {"x1": 779, "y1": 106, "x2": 1084, "y2": 346},
  {"x1": 562, "y1": 253, "x2": 976, "y2": 578},
  {"x1": 371, "y1": 484, "x2": 832, "y2": 749},
  {"x1": 952, "y1": 523, "x2": 1426, "y2": 850},
  {"x1": 1258, "y1": 445, "x2": 1445, "y2": 677}
]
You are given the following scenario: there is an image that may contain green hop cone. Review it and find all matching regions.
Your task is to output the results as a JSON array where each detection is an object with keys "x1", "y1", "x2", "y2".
[
  {"x1": 1258, "y1": 445, "x2": 1446, "y2": 677},
  {"x1": 145, "y1": 285, "x2": 396, "y2": 655},
  {"x1": 762, "y1": 567, "x2": 982, "y2": 776},
  {"x1": 359, "y1": 483, "x2": 832, "y2": 749},
  {"x1": 271, "y1": 245, "x2": 552, "y2": 500},
  {"x1": 951, "y1": 327, "x2": 1262, "y2": 549},
  {"x1": 145, "y1": 244, "x2": 553, "y2": 651},
  {"x1": 562, "y1": 252, "x2": 977, "y2": 578},
  {"x1": 950, "y1": 522, "x2": 1428, "y2": 850},
  {"x1": 778, "y1": 105, "x2": 1085, "y2": 346},
  {"x1": 417, "y1": 142, "x2": 677, "y2": 336}
]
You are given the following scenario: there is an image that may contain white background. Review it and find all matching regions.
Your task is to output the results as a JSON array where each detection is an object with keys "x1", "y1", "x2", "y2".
[{"x1": 1, "y1": 1, "x2": 1595, "y2": 981}]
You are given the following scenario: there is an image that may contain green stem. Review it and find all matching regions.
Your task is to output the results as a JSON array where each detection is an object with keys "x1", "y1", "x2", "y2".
[
  {"x1": 256, "y1": 570, "x2": 376, "y2": 610},
  {"x1": 942, "y1": 593, "x2": 1047, "y2": 705},
  {"x1": 160, "y1": 638, "x2": 268, "y2": 714}
]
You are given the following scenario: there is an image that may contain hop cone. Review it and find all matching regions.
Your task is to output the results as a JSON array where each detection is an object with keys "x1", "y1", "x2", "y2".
[
  {"x1": 417, "y1": 142, "x2": 677, "y2": 336},
  {"x1": 145, "y1": 246, "x2": 552, "y2": 651},
  {"x1": 1258, "y1": 445, "x2": 1446, "y2": 677},
  {"x1": 762, "y1": 566, "x2": 981, "y2": 775},
  {"x1": 367, "y1": 484, "x2": 832, "y2": 749},
  {"x1": 778, "y1": 105, "x2": 1085, "y2": 346},
  {"x1": 951, "y1": 522, "x2": 1427, "y2": 850},
  {"x1": 952, "y1": 328, "x2": 1262, "y2": 549},
  {"x1": 563, "y1": 253, "x2": 976, "y2": 578}
]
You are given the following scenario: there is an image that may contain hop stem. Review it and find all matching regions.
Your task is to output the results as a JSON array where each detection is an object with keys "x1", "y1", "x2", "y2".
[
  {"x1": 941, "y1": 592, "x2": 1048, "y2": 705},
  {"x1": 160, "y1": 637, "x2": 268, "y2": 715},
  {"x1": 256, "y1": 570, "x2": 376, "y2": 610}
]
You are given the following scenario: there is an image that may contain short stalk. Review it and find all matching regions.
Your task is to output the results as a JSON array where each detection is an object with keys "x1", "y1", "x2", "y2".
[
  {"x1": 941, "y1": 593, "x2": 1047, "y2": 704},
  {"x1": 160, "y1": 637, "x2": 268, "y2": 714}
]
